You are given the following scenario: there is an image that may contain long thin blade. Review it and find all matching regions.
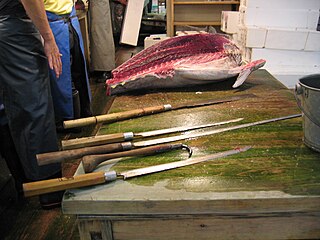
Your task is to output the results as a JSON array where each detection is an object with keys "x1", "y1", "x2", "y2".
[
  {"x1": 137, "y1": 118, "x2": 243, "y2": 138},
  {"x1": 133, "y1": 114, "x2": 302, "y2": 147},
  {"x1": 120, "y1": 146, "x2": 251, "y2": 179},
  {"x1": 172, "y1": 94, "x2": 256, "y2": 110}
]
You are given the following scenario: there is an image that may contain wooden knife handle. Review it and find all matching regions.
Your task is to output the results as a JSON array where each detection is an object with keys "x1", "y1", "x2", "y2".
[
  {"x1": 82, "y1": 143, "x2": 185, "y2": 173},
  {"x1": 37, "y1": 142, "x2": 132, "y2": 166},
  {"x1": 61, "y1": 132, "x2": 134, "y2": 150},
  {"x1": 63, "y1": 104, "x2": 172, "y2": 129},
  {"x1": 23, "y1": 171, "x2": 108, "y2": 197}
]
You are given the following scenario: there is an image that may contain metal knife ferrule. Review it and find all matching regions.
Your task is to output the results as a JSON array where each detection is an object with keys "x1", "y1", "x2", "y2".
[
  {"x1": 121, "y1": 141, "x2": 133, "y2": 150},
  {"x1": 104, "y1": 170, "x2": 117, "y2": 182},
  {"x1": 163, "y1": 104, "x2": 172, "y2": 110},
  {"x1": 123, "y1": 132, "x2": 134, "y2": 141}
]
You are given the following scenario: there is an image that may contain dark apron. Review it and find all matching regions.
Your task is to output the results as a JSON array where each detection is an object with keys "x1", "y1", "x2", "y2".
[
  {"x1": 0, "y1": 15, "x2": 61, "y2": 180},
  {"x1": 46, "y1": 7, "x2": 91, "y2": 120}
]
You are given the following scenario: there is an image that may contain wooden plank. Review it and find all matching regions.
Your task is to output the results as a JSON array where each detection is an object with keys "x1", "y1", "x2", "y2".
[
  {"x1": 64, "y1": 196, "x2": 320, "y2": 215},
  {"x1": 174, "y1": 4, "x2": 231, "y2": 22},
  {"x1": 174, "y1": 21, "x2": 221, "y2": 26},
  {"x1": 166, "y1": 0, "x2": 174, "y2": 36},
  {"x1": 78, "y1": 219, "x2": 113, "y2": 240},
  {"x1": 111, "y1": 215, "x2": 320, "y2": 240},
  {"x1": 77, "y1": 10, "x2": 90, "y2": 67}
]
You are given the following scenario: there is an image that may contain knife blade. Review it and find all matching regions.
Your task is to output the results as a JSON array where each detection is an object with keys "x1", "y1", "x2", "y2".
[
  {"x1": 63, "y1": 94, "x2": 255, "y2": 129},
  {"x1": 61, "y1": 117, "x2": 244, "y2": 150},
  {"x1": 24, "y1": 146, "x2": 251, "y2": 197}
]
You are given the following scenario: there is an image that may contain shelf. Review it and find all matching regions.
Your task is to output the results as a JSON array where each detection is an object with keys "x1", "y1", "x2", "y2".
[
  {"x1": 174, "y1": 1, "x2": 239, "y2": 5},
  {"x1": 174, "y1": 21, "x2": 221, "y2": 26},
  {"x1": 166, "y1": 0, "x2": 239, "y2": 36}
]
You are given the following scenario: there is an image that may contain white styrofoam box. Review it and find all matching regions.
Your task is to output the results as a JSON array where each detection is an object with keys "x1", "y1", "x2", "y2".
[
  {"x1": 265, "y1": 28, "x2": 309, "y2": 51},
  {"x1": 241, "y1": 0, "x2": 320, "y2": 10},
  {"x1": 266, "y1": 65, "x2": 320, "y2": 88},
  {"x1": 305, "y1": 30, "x2": 320, "y2": 51},
  {"x1": 144, "y1": 34, "x2": 170, "y2": 49},
  {"x1": 250, "y1": 48, "x2": 320, "y2": 67},
  {"x1": 237, "y1": 25, "x2": 267, "y2": 48},
  {"x1": 246, "y1": 26, "x2": 267, "y2": 48},
  {"x1": 307, "y1": 10, "x2": 320, "y2": 30},
  {"x1": 221, "y1": 11, "x2": 239, "y2": 34},
  {"x1": 243, "y1": 7, "x2": 319, "y2": 30}
]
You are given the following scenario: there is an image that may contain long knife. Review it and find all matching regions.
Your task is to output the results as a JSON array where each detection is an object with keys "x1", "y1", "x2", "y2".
[
  {"x1": 37, "y1": 114, "x2": 301, "y2": 166},
  {"x1": 63, "y1": 94, "x2": 255, "y2": 129},
  {"x1": 24, "y1": 146, "x2": 251, "y2": 197},
  {"x1": 61, "y1": 117, "x2": 244, "y2": 150}
]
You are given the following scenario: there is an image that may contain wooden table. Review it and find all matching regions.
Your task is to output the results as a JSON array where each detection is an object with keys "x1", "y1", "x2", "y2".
[{"x1": 62, "y1": 70, "x2": 320, "y2": 240}]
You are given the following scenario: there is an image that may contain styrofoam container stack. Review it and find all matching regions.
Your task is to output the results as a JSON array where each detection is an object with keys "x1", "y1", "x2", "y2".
[
  {"x1": 221, "y1": 0, "x2": 320, "y2": 88},
  {"x1": 144, "y1": 34, "x2": 170, "y2": 49}
]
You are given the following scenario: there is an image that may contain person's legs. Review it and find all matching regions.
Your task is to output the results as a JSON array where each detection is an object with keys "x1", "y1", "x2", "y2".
[
  {"x1": 0, "y1": 17, "x2": 63, "y2": 209},
  {"x1": 69, "y1": 24, "x2": 92, "y2": 118}
]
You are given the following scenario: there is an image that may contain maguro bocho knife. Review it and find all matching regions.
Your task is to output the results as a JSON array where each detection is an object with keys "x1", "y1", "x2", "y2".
[
  {"x1": 23, "y1": 146, "x2": 251, "y2": 197},
  {"x1": 37, "y1": 114, "x2": 300, "y2": 166},
  {"x1": 63, "y1": 94, "x2": 255, "y2": 129},
  {"x1": 61, "y1": 117, "x2": 244, "y2": 150},
  {"x1": 37, "y1": 118, "x2": 243, "y2": 166}
]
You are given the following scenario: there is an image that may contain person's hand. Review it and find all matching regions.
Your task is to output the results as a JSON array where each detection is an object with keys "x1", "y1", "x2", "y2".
[{"x1": 43, "y1": 39, "x2": 62, "y2": 78}]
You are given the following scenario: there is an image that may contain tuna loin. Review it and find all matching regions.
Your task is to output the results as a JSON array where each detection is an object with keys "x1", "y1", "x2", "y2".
[{"x1": 106, "y1": 33, "x2": 266, "y2": 95}]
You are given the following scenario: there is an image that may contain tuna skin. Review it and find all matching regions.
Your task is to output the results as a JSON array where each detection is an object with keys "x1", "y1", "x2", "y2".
[{"x1": 106, "y1": 33, "x2": 266, "y2": 95}]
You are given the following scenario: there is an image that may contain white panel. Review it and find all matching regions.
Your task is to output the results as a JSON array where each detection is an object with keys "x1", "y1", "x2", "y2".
[{"x1": 120, "y1": 0, "x2": 145, "y2": 46}]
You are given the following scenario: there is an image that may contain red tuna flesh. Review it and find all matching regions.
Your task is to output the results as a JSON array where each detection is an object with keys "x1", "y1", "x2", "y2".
[{"x1": 106, "y1": 33, "x2": 266, "y2": 95}]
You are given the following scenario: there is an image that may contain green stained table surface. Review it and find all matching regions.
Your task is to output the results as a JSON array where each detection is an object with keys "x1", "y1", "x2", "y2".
[{"x1": 62, "y1": 70, "x2": 320, "y2": 215}]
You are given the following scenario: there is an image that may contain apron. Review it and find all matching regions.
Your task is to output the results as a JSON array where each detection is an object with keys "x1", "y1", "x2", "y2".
[
  {"x1": 0, "y1": 16, "x2": 61, "y2": 180},
  {"x1": 46, "y1": 7, "x2": 91, "y2": 120},
  {"x1": 89, "y1": 0, "x2": 115, "y2": 71}
]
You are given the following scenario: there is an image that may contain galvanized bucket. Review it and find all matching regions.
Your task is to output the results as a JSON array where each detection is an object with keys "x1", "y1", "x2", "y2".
[{"x1": 295, "y1": 74, "x2": 320, "y2": 152}]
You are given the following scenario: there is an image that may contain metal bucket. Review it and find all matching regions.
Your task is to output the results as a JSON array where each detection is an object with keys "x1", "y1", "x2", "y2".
[{"x1": 295, "y1": 74, "x2": 320, "y2": 152}]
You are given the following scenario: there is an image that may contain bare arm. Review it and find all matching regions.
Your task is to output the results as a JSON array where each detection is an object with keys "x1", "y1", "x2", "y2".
[{"x1": 20, "y1": 0, "x2": 62, "y2": 78}]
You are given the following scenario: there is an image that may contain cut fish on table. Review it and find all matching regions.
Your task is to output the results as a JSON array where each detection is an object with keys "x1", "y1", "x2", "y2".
[{"x1": 106, "y1": 33, "x2": 266, "y2": 95}]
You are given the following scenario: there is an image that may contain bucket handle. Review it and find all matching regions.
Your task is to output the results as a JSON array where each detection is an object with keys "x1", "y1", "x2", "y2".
[{"x1": 295, "y1": 83, "x2": 320, "y2": 127}]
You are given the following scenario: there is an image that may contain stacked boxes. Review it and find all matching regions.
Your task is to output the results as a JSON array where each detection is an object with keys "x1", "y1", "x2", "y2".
[{"x1": 221, "y1": 0, "x2": 320, "y2": 88}]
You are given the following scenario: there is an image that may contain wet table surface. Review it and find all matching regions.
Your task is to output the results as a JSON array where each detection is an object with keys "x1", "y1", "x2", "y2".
[{"x1": 62, "y1": 70, "x2": 320, "y2": 236}]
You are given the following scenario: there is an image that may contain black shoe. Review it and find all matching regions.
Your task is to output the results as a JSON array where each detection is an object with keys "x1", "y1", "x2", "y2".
[
  {"x1": 95, "y1": 71, "x2": 112, "y2": 83},
  {"x1": 39, "y1": 190, "x2": 64, "y2": 210},
  {"x1": 38, "y1": 171, "x2": 64, "y2": 210},
  {"x1": 102, "y1": 71, "x2": 112, "y2": 79}
]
